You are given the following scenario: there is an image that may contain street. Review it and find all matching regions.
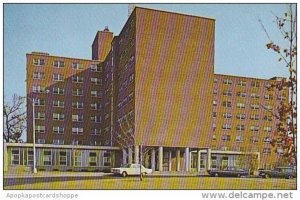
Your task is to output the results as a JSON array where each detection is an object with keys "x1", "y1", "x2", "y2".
[{"x1": 4, "y1": 175, "x2": 296, "y2": 190}]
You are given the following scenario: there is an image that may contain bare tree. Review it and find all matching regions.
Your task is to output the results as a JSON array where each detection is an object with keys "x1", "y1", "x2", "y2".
[
  {"x1": 3, "y1": 94, "x2": 26, "y2": 143},
  {"x1": 259, "y1": 4, "x2": 296, "y2": 165}
]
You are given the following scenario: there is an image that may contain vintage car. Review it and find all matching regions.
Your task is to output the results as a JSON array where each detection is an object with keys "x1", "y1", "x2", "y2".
[
  {"x1": 208, "y1": 167, "x2": 249, "y2": 177},
  {"x1": 111, "y1": 164, "x2": 153, "y2": 177},
  {"x1": 258, "y1": 167, "x2": 296, "y2": 179}
]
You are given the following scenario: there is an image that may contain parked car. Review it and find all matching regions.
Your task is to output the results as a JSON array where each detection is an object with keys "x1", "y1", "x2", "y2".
[
  {"x1": 111, "y1": 164, "x2": 153, "y2": 177},
  {"x1": 258, "y1": 166, "x2": 296, "y2": 179},
  {"x1": 208, "y1": 167, "x2": 249, "y2": 177}
]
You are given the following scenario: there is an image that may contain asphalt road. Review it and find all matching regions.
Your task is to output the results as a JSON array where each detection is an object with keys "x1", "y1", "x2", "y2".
[{"x1": 4, "y1": 175, "x2": 296, "y2": 190}]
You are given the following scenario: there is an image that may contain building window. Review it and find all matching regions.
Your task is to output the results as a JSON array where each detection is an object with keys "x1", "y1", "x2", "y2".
[
  {"x1": 91, "y1": 128, "x2": 101, "y2": 135},
  {"x1": 213, "y1": 89, "x2": 217, "y2": 95},
  {"x1": 250, "y1": 93, "x2": 260, "y2": 99},
  {"x1": 222, "y1": 101, "x2": 232, "y2": 108},
  {"x1": 91, "y1": 78, "x2": 102, "y2": 85},
  {"x1": 212, "y1": 123, "x2": 216, "y2": 132},
  {"x1": 53, "y1": 61, "x2": 65, "y2": 68},
  {"x1": 264, "y1": 94, "x2": 273, "y2": 100},
  {"x1": 34, "y1": 99, "x2": 45, "y2": 106},
  {"x1": 236, "y1": 102, "x2": 245, "y2": 109},
  {"x1": 223, "y1": 90, "x2": 232, "y2": 96},
  {"x1": 72, "y1": 89, "x2": 83, "y2": 96},
  {"x1": 103, "y1": 152, "x2": 111, "y2": 166},
  {"x1": 89, "y1": 152, "x2": 97, "y2": 166},
  {"x1": 72, "y1": 76, "x2": 84, "y2": 83},
  {"x1": 35, "y1": 112, "x2": 45, "y2": 119},
  {"x1": 237, "y1": 80, "x2": 247, "y2": 86},
  {"x1": 129, "y1": 74, "x2": 134, "y2": 82},
  {"x1": 105, "y1": 114, "x2": 109, "y2": 120},
  {"x1": 222, "y1": 124, "x2": 231, "y2": 130},
  {"x1": 214, "y1": 78, "x2": 218, "y2": 83},
  {"x1": 33, "y1": 85, "x2": 46, "y2": 93},
  {"x1": 213, "y1": 112, "x2": 217, "y2": 118},
  {"x1": 250, "y1": 114, "x2": 259, "y2": 120},
  {"x1": 236, "y1": 114, "x2": 246, "y2": 120},
  {"x1": 236, "y1": 125, "x2": 245, "y2": 131},
  {"x1": 35, "y1": 125, "x2": 45, "y2": 133},
  {"x1": 33, "y1": 72, "x2": 45, "y2": 79},
  {"x1": 53, "y1": 87, "x2": 64, "y2": 95},
  {"x1": 251, "y1": 81, "x2": 260, "y2": 88},
  {"x1": 236, "y1": 135, "x2": 244, "y2": 142},
  {"x1": 91, "y1": 90, "x2": 101, "y2": 98},
  {"x1": 72, "y1": 102, "x2": 84, "y2": 109},
  {"x1": 53, "y1": 126, "x2": 64, "y2": 134},
  {"x1": 33, "y1": 58, "x2": 45, "y2": 66},
  {"x1": 72, "y1": 127, "x2": 83, "y2": 134},
  {"x1": 263, "y1": 148, "x2": 271, "y2": 154},
  {"x1": 53, "y1": 74, "x2": 64, "y2": 81},
  {"x1": 72, "y1": 62, "x2": 84, "y2": 70},
  {"x1": 91, "y1": 103, "x2": 101, "y2": 110},
  {"x1": 53, "y1": 139, "x2": 64, "y2": 145},
  {"x1": 27, "y1": 150, "x2": 33, "y2": 165},
  {"x1": 53, "y1": 113, "x2": 64, "y2": 121},
  {"x1": 90, "y1": 64, "x2": 102, "y2": 72},
  {"x1": 72, "y1": 114, "x2": 83, "y2": 122},
  {"x1": 53, "y1": 100, "x2": 64, "y2": 108},
  {"x1": 43, "y1": 150, "x2": 52, "y2": 166},
  {"x1": 277, "y1": 95, "x2": 287, "y2": 101},
  {"x1": 264, "y1": 137, "x2": 271, "y2": 144},
  {"x1": 250, "y1": 126, "x2": 259, "y2": 132},
  {"x1": 264, "y1": 105, "x2": 273, "y2": 111},
  {"x1": 213, "y1": 100, "x2": 217, "y2": 106},
  {"x1": 221, "y1": 135, "x2": 231, "y2": 141},
  {"x1": 237, "y1": 91, "x2": 247, "y2": 97},
  {"x1": 223, "y1": 79, "x2": 233, "y2": 85},
  {"x1": 212, "y1": 135, "x2": 217, "y2": 141},
  {"x1": 11, "y1": 149, "x2": 20, "y2": 165},
  {"x1": 263, "y1": 115, "x2": 273, "y2": 121},
  {"x1": 223, "y1": 113, "x2": 232, "y2": 119},
  {"x1": 91, "y1": 116, "x2": 101, "y2": 123},
  {"x1": 251, "y1": 104, "x2": 260, "y2": 110},
  {"x1": 59, "y1": 151, "x2": 67, "y2": 165},
  {"x1": 73, "y1": 151, "x2": 82, "y2": 166},
  {"x1": 251, "y1": 137, "x2": 259, "y2": 143},
  {"x1": 37, "y1": 139, "x2": 45, "y2": 144},
  {"x1": 264, "y1": 126, "x2": 272, "y2": 133}
]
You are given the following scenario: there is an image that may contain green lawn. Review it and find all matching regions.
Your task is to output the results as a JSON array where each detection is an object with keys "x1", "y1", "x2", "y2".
[{"x1": 4, "y1": 176, "x2": 296, "y2": 190}]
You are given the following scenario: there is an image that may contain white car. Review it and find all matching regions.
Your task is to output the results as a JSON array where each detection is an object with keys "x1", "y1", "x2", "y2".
[{"x1": 111, "y1": 164, "x2": 153, "y2": 177}]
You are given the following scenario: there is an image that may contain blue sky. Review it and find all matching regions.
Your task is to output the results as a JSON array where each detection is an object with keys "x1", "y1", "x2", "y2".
[{"x1": 4, "y1": 3, "x2": 292, "y2": 99}]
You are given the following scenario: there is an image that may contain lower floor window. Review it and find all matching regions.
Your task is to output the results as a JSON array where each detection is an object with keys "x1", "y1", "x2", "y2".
[
  {"x1": 43, "y1": 150, "x2": 52, "y2": 165},
  {"x1": 11, "y1": 149, "x2": 20, "y2": 165}
]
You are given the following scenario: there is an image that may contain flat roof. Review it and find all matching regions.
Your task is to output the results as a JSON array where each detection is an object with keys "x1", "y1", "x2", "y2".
[
  {"x1": 214, "y1": 73, "x2": 286, "y2": 81},
  {"x1": 27, "y1": 52, "x2": 101, "y2": 63}
]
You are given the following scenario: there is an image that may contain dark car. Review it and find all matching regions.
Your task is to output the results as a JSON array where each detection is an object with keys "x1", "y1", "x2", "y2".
[
  {"x1": 259, "y1": 167, "x2": 296, "y2": 179},
  {"x1": 208, "y1": 167, "x2": 249, "y2": 177}
]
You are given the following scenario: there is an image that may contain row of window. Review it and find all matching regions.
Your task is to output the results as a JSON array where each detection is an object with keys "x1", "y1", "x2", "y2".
[
  {"x1": 217, "y1": 90, "x2": 286, "y2": 101},
  {"x1": 213, "y1": 101, "x2": 273, "y2": 110},
  {"x1": 34, "y1": 126, "x2": 101, "y2": 134},
  {"x1": 118, "y1": 74, "x2": 134, "y2": 93},
  {"x1": 117, "y1": 92, "x2": 134, "y2": 109},
  {"x1": 212, "y1": 135, "x2": 273, "y2": 143},
  {"x1": 33, "y1": 87, "x2": 102, "y2": 97},
  {"x1": 213, "y1": 112, "x2": 273, "y2": 121},
  {"x1": 215, "y1": 78, "x2": 269, "y2": 88},
  {"x1": 32, "y1": 99, "x2": 101, "y2": 110},
  {"x1": 213, "y1": 124, "x2": 272, "y2": 132},
  {"x1": 33, "y1": 59, "x2": 102, "y2": 72}
]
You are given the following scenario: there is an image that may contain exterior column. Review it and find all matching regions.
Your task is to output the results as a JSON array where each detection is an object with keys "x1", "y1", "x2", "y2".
[
  {"x1": 197, "y1": 150, "x2": 201, "y2": 172},
  {"x1": 151, "y1": 149, "x2": 156, "y2": 171},
  {"x1": 128, "y1": 147, "x2": 133, "y2": 164},
  {"x1": 185, "y1": 147, "x2": 189, "y2": 172},
  {"x1": 168, "y1": 151, "x2": 172, "y2": 171},
  {"x1": 134, "y1": 145, "x2": 139, "y2": 164},
  {"x1": 176, "y1": 149, "x2": 180, "y2": 171},
  {"x1": 122, "y1": 149, "x2": 127, "y2": 165},
  {"x1": 4, "y1": 143, "x2": 8, "y2": 172},
  {"x1": 206, "y1": 148, "x2": 211, "y2": 171},
  {"x1": 158, "y1": 146, "x2": 163, "y2": 172}
]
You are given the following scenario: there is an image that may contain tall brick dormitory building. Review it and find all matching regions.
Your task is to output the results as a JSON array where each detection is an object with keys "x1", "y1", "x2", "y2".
[{"x1": 4, "y1": 7, "x2": 288, "y2": 173}]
